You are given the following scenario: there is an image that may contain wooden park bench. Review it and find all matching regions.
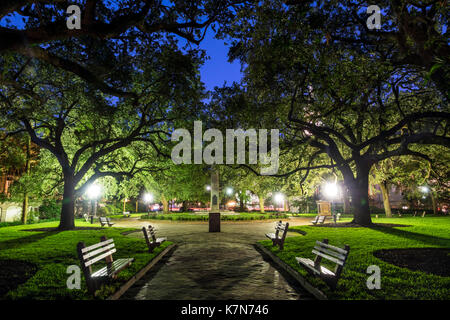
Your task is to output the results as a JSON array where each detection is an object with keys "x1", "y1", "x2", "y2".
[
  {"x1": 265, "y1": 220, "x2": 289, "y2": 250},
  {"x1": 296, "y1": 239, "x2": 350, "y2": 289},
  {"x1": 311, "y1": 215, "x2": 325, "y2": 225},
  {"x1": 99, "y1": 217, "x2": 114, "y2": 227},
  {"x1": 123, "y1": 211, "x2": 131, "y2": 217},
  {"x1": 142, "y1": 225, "x2": 167, "y2": 253},
  {"x1": 77, "y1": 236, "x2": 134, "y2": 294}
]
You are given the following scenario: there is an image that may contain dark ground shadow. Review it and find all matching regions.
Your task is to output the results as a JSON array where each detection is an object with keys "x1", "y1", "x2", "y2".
[
  {"x1": 369, "y1": 225, "x2": 450, "y2": 246},
  {"x1": 373, "y1": 248, "x2": 450, "y2": 276},
  {"x1": 0, "y1": 230, "x2": 62, "y2": 250},
  {"x1": 0, "y1": 260, "x2": 38, "y2": 297}
]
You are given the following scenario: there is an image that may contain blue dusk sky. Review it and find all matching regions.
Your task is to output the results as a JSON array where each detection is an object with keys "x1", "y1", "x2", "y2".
[{"x1": 0, "y1": 11, "x2": 243, "y2": 92}]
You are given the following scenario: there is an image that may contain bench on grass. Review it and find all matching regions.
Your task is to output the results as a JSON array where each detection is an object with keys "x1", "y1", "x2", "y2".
[
  {"x1": 265, "y1": 220, "x2": 289, "y2": 250},
  {"x1": 296, "y1": 239, "x2": 350, "y2": 289},
  {"x1": 99, "y1": 217, "x2": 114, "y2": 227},
  {"x1": 83, "y1": 214, "x2": 90, "y2": 223},
  {"x1": 77, "y1": 236, "x2": 134, "y2": 294},
  {"x1": 123, "y1": 211, "x2": 131, "y2": 217},
  {"x1": 142, "y1": 225, "x2": 166, "y2": 253},
  {"x1": 311, "y1": 215, "x2": 325, "y2": 225}
]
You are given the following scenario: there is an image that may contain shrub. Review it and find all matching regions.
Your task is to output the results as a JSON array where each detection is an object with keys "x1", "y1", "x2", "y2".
[{"x1": 38, "y1": 200, "x2": 61, "y2": 220}]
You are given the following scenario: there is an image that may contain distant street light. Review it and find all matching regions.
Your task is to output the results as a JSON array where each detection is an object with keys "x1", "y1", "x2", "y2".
[
  {"x1": 206, "y1": 185, "x2": 211, "y2": 191},
  {"x1": 419, "y1": 186, "x2": 429, "y2": 193},
  {"x1": 323, "y1": 182, "x2": 339, "y2": 223},
  {"x1": 143, "y1": 193, "x2": 153, "y2": 214},
  {"x1": 323, "y1": 182, "x2": 338, "y2": 199},
  {"x1": 86, "y1": 184, "x2": 101, "y2": 221},
  {"x1": 226, "y1": 187, "x2": 233, "y2": 196},
  {"x1": 274, "y1": 193, "x2": 284, "y2": 211}
]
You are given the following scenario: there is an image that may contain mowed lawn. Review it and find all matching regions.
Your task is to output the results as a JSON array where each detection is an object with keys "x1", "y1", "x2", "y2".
[
  {"x1": 0, "y1": 220, "x2": 172, "y2": 300},
  {"x1": 260, "y1": 216, "x2": 450, "y2": 300}
]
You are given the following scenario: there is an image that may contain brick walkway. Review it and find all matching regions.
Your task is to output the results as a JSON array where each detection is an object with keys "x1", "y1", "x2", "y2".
[{"x1": 117, "y1": 217, "x2": 315, "y2": 300}]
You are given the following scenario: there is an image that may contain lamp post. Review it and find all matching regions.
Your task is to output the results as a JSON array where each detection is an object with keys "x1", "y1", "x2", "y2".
[
  {"x1": 274, "y1": 193, "x2": 284, "y2": 212},
  {"x1": 143, "y1": 193, "x2": 153, "y2": 215},
  {"x1": 86, "y1": 184, "x2": 101, "y2": 223},
  {"x1": 323, "y1": 182, "x2": 339, "y2": 223}
]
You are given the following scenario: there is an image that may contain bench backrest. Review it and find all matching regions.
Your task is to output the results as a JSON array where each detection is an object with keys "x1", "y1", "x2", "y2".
[
  {"x1": 318, "y1": 216, "x2": 325, "y2": 223},
  {"x1": 77, "y1": 236, "x2": 115, "y2": 272},
  {"x1": 312, "y1": 239, "x2": 349, "y2": 276},
  {"x1": 143, "y1": 225, "x2": 157, "y2": 241},
  {"x1": 274, "y1": 220, "x2": 289, "y2": 240}
]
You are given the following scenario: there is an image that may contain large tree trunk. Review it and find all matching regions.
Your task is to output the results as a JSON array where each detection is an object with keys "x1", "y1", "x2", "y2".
[
  {"x1": 347, "y1": 161, "x2": 373, "y2": 226},
  {"x1": 258, "y1": 196, "x2": 265, "y2": 213},
  {"x1": 21, "y1": 136, "x2": 31, "y2": 224},
  {"x1": 379, "y1": 181, "x2": 392, "y2": 217},
  {"x1": 180, "y1": 200, "x2": 189, "y2": 212},
  {"x1": 161, "y1": 194, "x2": 169, "y2": 214},
  {"x1": 21, "y1": 193, "x2": 29, "y2": 224},
  {"x1": 284, "y1": 199, "x2": 289, "y2": 212},
  {"x1": 342, "y1": 186, "x2": 351, "y2": 214},
  {"x1": 58, "y1": 177, "x2": 76, "y2": 230},
  {"x1": 430, "y1": 192, "x2": 437, "y2": 215},
  {"x1": 239, "y1": 193, "x2": 245, "y2": 212}
]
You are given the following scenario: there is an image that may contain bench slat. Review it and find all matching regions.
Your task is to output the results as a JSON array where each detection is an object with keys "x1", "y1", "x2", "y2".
[
  {"x1": 83, "y1": 243, "x2": 115, "y2": 260},
  {"x1": 311, "y1": 249, "x2": 344, "y2": 266},
  {"x1": 313, "y1": 245, "x2": 347, "y2": 260},
  {"x1": 81, "y1": 239, "x2": 114, "y2": 253},
  {"x1": 315, "y1": 240, "x2": 348, "y2": 255},
  {"x1": 91, "y1": 258, "x2": 134, "y2": 278},
  {"x1": 296, "y1": 257, "x2": 335, "y2": 276},
  {"x1": 84, "y1": 248, "x2": 117, "y2": 267}
]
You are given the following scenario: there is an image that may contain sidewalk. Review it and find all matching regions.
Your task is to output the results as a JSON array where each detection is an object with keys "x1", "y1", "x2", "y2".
[{"x1": 117, "y1": 217, "x2": 314, "y2": 300}]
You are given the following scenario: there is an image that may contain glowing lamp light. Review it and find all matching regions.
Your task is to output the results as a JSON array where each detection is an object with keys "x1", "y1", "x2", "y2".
[
  {"x1": 87, "y1": 184, "x2": 101, "y2": 199},
  {"x1": 274, "y1": 193, "x2": 284, "y2": 204},
  {"x1": 419, "y1": 186, "x2": 429, "y2": 193},
  {"x1": 323, "y1": 183, "x2": 338, "y2": 199},
  {"x1": 206, "y1": 185, "x2": 211, "y2": 191},
  {"x1": 226, "y1": 187, "x2": 233, "y2": 195},
  {"x1": 143, "y1": 193, "x2": 153, "y2": 203}
]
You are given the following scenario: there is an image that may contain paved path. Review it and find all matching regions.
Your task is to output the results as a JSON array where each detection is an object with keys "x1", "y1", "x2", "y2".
[{"x1": 118, "y1": 217, "x2": 314, "y2": 300}]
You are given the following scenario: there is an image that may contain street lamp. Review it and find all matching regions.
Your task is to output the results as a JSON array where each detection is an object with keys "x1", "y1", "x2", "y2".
[
  {"x1": 419, "y1": 186, "x2": 429, "y2": 193},
  {"x1": 274, "y1": 193, "x2": 284, "y2": 212},
  {"x1": 143, "y1": 193, "x2": 153, "y2": 214},
  {"x1": 86, "y1": 184, "x2": 101, "y2": 222},
  {"x1": 226, "y1": 187, "x2": 233, "y2": 196},
  {"x1": 206, "y1": 185, "x2": 211, "y2": 191},
  {"x1": 323, "y1": 182, "x2": 339, "y2": 223},
  {"x1": 323, "y1": 182, "x2": 338, "y2": 199}
]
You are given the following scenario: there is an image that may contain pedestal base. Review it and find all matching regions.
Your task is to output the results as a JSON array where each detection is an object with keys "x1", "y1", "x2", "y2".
[{"x1": 209, "y1": 212, "x2": 221, "y2": 232}]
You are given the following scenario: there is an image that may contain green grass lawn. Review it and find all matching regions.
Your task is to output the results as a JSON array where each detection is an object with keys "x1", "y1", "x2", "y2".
[
  {"x1": 259, "y1": 216, "x2": 450, "y2": 300},
  {"x1": 139, "y1": 212, "x2": 289, "y2": 221},
  {"x1": 0, "y1": 221, "x2": 172, "y2": 300}
]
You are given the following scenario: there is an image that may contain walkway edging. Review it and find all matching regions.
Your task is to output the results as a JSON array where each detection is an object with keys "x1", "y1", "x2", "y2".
[
  {"x1": 107, "y1": 243, "x2": 177, "y2": 300},
  {"x1": 255, "y1": 243, "x2": 327, "y2": 300}
]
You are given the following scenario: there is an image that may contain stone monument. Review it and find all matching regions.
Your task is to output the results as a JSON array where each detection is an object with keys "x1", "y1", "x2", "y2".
[{"x1": 209, "y1": 170, "x2": 220, "y2": 232}]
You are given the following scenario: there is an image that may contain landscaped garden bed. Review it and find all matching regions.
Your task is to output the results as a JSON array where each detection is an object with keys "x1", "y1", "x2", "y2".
[
  {"x1": 140, "y1": 212, "x2": 289, "y2": 221},
  {"x1": 259, "y1": 216, "x2": 450, "y2": 299}
]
